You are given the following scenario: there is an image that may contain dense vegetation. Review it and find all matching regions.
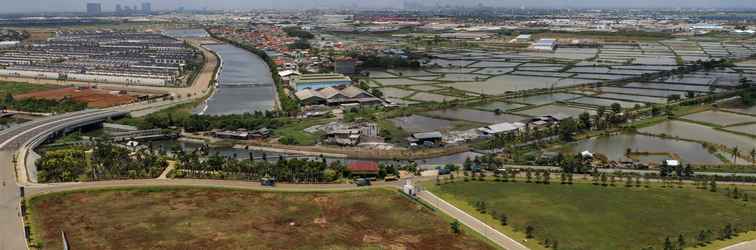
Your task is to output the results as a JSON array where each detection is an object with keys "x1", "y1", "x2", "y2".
[
  {"x1": 140, "y1": 110, "x2": 284, "y2": 132},
  {"x1": 0, "y1": 81, "x2": 58, "y2": 96},
  {"x1": 36, "y1": 142, "x2": 167, "y2": 183},
  {"x1": 282, "y1": 27, "x2": 315, "y2": 39},
  {"x1": 2, "y1": 94, "x2": 87, "y2": 113},
  {"x1": 173, "y1": 148, "x2": 402, "y2": 182},
  {"x1": 356, "y1": 54, "x2": 421, "y2": 69},
  {"x1": 0, "y1": 82, "x2": 86, "y2": 113},
  {"x1": 288, "y1": 38, "x2": 311, "y2": 50}
]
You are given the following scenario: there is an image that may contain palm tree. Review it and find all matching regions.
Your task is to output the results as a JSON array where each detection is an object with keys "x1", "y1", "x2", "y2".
[{"x1": 732, "y1": 146, "x2": 739, "y2": 163}]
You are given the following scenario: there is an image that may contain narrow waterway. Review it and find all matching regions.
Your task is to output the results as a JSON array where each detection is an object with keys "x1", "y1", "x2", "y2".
[
  {"x1": 150, "y1": 139, "x2": 481, "y2": 169},
  {"x1": 194, "y1": 44, "x2": 276, "y2": 115}
]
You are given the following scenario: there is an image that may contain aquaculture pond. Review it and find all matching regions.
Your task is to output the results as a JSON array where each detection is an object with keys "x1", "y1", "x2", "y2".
[
  {"x1": 474, "y1": 102, "x2": 528, "y2": 112},
  {"x1": 515, "y1": 105, "x2": 596, "y2": 118},
  {"x1": 556, "y1": 133, "x2": 723, "y2": 165},
  {"x1": 424, "y1": 108, "x2": 528, "y2": 124},
  {"x1": 509, "y1": 93, "x2": 583, "y2": 105},
  {"x1": 681, "y1": 111, "x2": 756, "y2": 127},
  {"x1": 389, "y1": 115, "x2": 456, "y2": 133},
  {"x1": 639, "y1": 120, "x2": 756, "y2": 152}
]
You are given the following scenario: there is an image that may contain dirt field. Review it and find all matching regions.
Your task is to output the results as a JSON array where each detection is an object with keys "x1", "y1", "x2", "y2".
[
  {"x1": 29, "y1": 187, "x2": 494, "y2": 250},
  {"x1": 15, "y1": 87, "x2": 138, "y2": 108}
]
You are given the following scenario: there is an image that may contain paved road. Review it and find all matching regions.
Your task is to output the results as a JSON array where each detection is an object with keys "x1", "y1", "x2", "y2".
[
  {"x1": 418, "y1": 191, "x2": 529, "y2": 250},
  {"x1": 721, "y1": 240, "x2": 756, "y2": 250},
  {"x1": 25, "y1": 178, "x2": 411, "y2": 197},
  {"x1": 0, "y1": 151, "x2": 25, "y2": 250}
]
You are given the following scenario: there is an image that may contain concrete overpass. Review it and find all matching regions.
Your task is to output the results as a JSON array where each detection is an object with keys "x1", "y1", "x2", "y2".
[{"x1": 0, "y1": 109, "x2": 126, "y2": 250}]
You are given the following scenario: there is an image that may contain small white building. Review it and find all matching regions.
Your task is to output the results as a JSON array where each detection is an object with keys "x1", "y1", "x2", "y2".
[
  {"x1": 532, "y1": 38, "x2": 558, "y2": 51},
  {"x1": 664, "y1": 160, "x2": 680, "y2": 167},
  {"x1": 478, "y1": 122, "x2": 525, "y2": 136},
  {"x1": 515, "y1": 34, "x2": 532, "y2": 43},
  {"x1": 402, "y1": 180, "x2": 416, "y2": 196},
  {"x1": 0, "y1": 41, "x2": 20, "y2": 49}
]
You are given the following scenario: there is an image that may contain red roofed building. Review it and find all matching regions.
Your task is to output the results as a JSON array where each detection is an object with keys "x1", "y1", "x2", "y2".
[{"x1": 347, "y1": 161, "x2": 380, "y2": 176}]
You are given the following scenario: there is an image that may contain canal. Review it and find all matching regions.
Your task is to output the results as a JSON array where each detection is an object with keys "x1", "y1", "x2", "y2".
[{"x1": 194, "y1": 44, "x2": 276, "y2": 115}]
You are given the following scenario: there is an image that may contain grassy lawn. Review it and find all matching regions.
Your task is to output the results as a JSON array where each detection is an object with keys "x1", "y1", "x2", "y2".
[
  {"x1": 376, "y1": 119, "x2": 409, "y2": 144},
  {"x1": 28, "y1": 187, "x2": 495, "y2": 250},
  {"x1": 427, "y1": 181, "x2": 756, "y2": 250},
  {"x1": 0, "y1": 81, "x2": 59, "y2": 97},
  {"x1": 273, "y1": 118, "x2": 329, "y2": 146}
]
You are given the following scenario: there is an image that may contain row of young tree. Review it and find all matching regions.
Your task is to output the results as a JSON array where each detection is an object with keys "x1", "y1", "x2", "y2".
[
  {"x1": 171, "y1": 149, "x2": 404, "y2": 183},
  {"x1": 36, "y1": 141, "x2": 167, "y2": 183},
  {"x1": 660, "y1": 223, "x2": 744, "y2": 250},
  {"x1": 439, "y1": 168, "x2": 753, "y2": 250},
  {"x1": 174, "y1": 152, "x2": 339, "y2": 183}
]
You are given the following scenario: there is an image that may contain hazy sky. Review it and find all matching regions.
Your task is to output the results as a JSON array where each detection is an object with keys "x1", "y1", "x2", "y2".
[{"x1": 1, "y1": 0, "x2": 753, "y2": 13}]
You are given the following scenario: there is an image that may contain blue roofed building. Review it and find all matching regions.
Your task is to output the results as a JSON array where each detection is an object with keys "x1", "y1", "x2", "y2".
[{"x1": 291, "y1": 73, "x2": 353, "y2": 91}]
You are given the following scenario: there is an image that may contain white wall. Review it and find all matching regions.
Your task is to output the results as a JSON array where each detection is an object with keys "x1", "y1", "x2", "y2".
[{"x1": 0, "y1": 69, "x2": 59, "y2": 79}]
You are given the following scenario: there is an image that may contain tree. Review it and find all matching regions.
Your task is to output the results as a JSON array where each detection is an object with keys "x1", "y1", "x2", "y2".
[
  {"x1": 450, "y1": 220, "x2": 461, "y2": 234},
  {"x1": 721, "y1": 223, "x2": 734, "y2": 239},
  {"x1": 732, "y1": 146, "x2": 739, "y2": 163},
  {"x1": 526, "y1": 169, "x2": 533, "y2": 183},
  {"x1": 609, "y1": 175, "x2": 616, "y2": 186},
  {"x1": 498, "y1": 213, "x2": 509, "y2": 226},
  {"x1": 596, "y1": 106, "x2": 606, "y2": 128},
  {"x1": 610, "y1": 102, "x2": 622, "y2": 115},
  {"x1": 667, "y1": 94, "x2": 681, "y2": 103},
  {"x1": 677, "y1": 234, "x2": 686, "y2": 250},
  {"x1": 696, "y1": 230, "x2": 707, "y2": 246},
  {"x1": 664, "y1": 236, "x2": 674, "y2": 250},
  {"x1": 463, "y1": 157, "x2": 472, "y2": 171},
  {"x1": 3, "y1": 93, "x2": 13, "y2": 104},
  {"x1": 579, "y1": 112, "x2": 592, "y2": 130},
  {"x1": 651, "y1": 105, "x2": 662, "y2": 116},
  {"x1": 558, "y1": 117, "x2": 579, "y2": 142},
  {"x1": 525, "y1": 225, "x2": 535, "y2": 238}
]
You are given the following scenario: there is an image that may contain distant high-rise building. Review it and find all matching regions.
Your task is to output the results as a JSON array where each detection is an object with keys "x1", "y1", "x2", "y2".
[
  {"x1": 115, "y1": 4, "x2": 122, "y2": 13},
  {"x1": 86, "y1": 3, "x2": 102, "y2": 16},
  {"x1": 141, "y1": 2, "x2": 152, "y2": 13}
]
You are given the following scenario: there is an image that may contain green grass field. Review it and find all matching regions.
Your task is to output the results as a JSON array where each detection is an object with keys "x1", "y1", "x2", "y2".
[
  {"x1": 29, "y1": 187, "x2": 495, "y2": 250},
  {"x1": 428, "y1": 181, "x2": 756, "y2": 250},
  {"x1": 0, "y1": 81, "x2": 59, "y2": 97}
]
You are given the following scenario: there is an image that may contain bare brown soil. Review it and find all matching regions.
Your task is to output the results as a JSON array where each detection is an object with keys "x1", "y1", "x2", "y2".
[
  {"x1": 15, "y1": 87, "x2": 138, "y2": 108},
  {"x1": 29, "y1": 188, "x2": 494, "y2": 250}
]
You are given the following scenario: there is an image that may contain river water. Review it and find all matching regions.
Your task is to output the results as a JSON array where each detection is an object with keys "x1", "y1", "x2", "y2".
[{"x1": 194, "y1": 44, "x2": 276, "y2": 115}]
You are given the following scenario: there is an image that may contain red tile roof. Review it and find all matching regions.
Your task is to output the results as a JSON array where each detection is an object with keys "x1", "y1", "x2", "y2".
[{"x1": 347, "y1": 161, "x2": 379, "y2": 173}]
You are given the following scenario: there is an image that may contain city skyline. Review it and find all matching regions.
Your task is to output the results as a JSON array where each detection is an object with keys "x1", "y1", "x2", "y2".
[{"x1": 1, "y1": 0, "x2": 756, "y2": 14}]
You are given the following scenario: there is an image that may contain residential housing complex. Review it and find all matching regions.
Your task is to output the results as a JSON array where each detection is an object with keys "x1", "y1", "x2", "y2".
[{"x1": 0, "y1": 31, "x2": 199, "y2": 87}]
